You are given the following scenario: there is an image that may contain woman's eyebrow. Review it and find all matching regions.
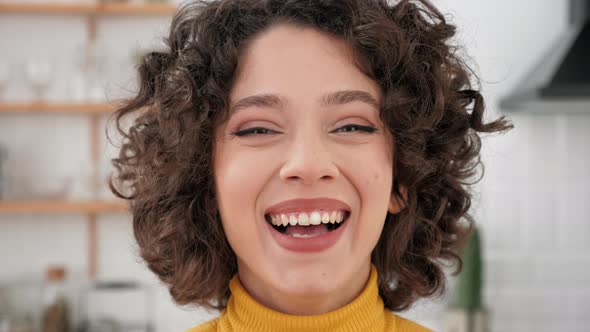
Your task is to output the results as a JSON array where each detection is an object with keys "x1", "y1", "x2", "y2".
[
  {"x1": 320, "y1": 90, "x2": 380, "y2": 111},
  {"x1": 229, "y1": 90, "x2": 380, "y2": 115},
  {"x1": 230, "y1": 94, "x2": 285, "y2": 115}
]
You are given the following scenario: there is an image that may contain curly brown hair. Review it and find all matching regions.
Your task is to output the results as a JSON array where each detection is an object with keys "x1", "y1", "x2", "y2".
[{"x1": 108, "y1": 0, "x2": 513, "y2": 313}]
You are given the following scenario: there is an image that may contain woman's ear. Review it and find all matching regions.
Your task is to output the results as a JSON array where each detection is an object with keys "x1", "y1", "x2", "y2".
[{"x1": 388, "y1": 185, "x2": 408, "y2": 214}]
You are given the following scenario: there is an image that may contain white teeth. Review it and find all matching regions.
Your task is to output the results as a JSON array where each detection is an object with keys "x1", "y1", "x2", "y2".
[
  {"x1": 330, "y1": 211, "x2": 338, "y2": 224},
  {"x1": 291, "y1": 233, "x2": 315, "y2": 238},
  {"x1": 289, "y1": 214, "x2": 298, "y2": 226},
  {"x1": 309, "y1": 211, "x2": 322, "y2": 225},
  {"x1": 269, "y1": 211, "x2": 347, "y2": 226},
  {"x1": 298, "y1": 213, "x2": 310, "y2": 226},
  {"x1": 321, "y1": 212, "x2": 330, "y2": 224}
]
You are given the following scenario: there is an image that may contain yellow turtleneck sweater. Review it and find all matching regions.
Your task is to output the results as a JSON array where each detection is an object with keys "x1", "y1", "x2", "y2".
[{"x1": 185, "y1": 264, "x2": 433, "y2": 332}]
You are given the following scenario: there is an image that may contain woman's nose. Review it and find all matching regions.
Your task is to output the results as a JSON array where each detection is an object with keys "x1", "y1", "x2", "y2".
[{"x1": 278, "y1": 131, "x2": 340, "y2": 186}]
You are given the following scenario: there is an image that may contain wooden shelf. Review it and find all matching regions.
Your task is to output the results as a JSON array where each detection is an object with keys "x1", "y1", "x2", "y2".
[
  {"x1": 0, "y1": 102, "x2": 119, "y2": 114},
  {"x1": 0, "y1": 1, "x2": 159, "y2": 279},
  {"x1": 0, "y1": 200, "x2": 129, "y2": 214},
  {"x1": 98, "y1": 3, "x2": 176, "y2": 16},
  {"x1": 0, "y1": 3, "x2": 177, "y2": 16}
]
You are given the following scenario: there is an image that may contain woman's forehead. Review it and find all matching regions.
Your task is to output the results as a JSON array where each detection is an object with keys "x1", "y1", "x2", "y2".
[{"x1": 230, "y1": 23, "x2": 381, "y2": 107}]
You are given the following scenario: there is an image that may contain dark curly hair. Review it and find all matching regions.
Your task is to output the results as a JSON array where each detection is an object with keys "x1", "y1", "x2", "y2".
[{"x1": 108, "y1": 0, "x2": 513, "y2": 313}]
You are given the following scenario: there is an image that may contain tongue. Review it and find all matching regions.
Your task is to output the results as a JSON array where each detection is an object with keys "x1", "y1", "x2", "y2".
[{"x1": 285, "y1": 224, "x2": 328, "y2": 237}]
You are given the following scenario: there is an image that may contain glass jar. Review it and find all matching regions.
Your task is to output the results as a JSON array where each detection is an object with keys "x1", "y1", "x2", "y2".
[
  {"x1": 78, "y1": 280, "x2": 154, "y2": 332},
  {"x1": 41, "y1": 266, "x2": 72, "y2": 332},
  {"x1": 0, "y1": 279, "x2": 42, "y2": 332}
]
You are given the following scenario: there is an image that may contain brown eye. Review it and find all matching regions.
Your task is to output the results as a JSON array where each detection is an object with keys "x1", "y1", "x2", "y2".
[
  {"x1": 231, "y1": 127, "x2": 278, "y2": 137},
  {"x1": 333, "y1": 124, "x2": 378, "y2": 134}
]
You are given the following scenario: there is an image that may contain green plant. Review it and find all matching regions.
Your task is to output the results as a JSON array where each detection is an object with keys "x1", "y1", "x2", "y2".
[{"x1": 451, "y1": 225, "x2": 483, "y2": 311}]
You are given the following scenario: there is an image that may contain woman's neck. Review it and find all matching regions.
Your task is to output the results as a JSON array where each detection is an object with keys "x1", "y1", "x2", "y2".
[{"x1": 236, "y1": 260, "x2": 372, "y2": 315}]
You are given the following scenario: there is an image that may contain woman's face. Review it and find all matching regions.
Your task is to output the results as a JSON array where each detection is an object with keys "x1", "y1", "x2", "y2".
[{"x1": 213, "y1": 23, "x2": 404, "y2": 314}]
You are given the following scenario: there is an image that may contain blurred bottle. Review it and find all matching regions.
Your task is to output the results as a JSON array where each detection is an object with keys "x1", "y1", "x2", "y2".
[
  {"x1": 70, "y1": 42, "x2": 107, "y2": 103},
  {"x1": 41, "y1": 266, "x2": 72, "y2": 332},
  {"x1": 0, "y1": 59, "x2": 11, "y2": 101},
  {"x1": 24, "y1": 58, "x2": 53, "y2": 102},
  {"x1": 0, "y1": 144, "x2": 6, "y2": 200},
  {"x1": 0, "y1": 279, "x2": 43, "y2": 332},
  {"x1": 69, "y1": 45, "x2": 88, "y2": 102},
  {"x1": 0, "y1": 314, "x2": 35, "y2": 332},
  {"x1": 78, "y1": 281, "x2": 153, "y2": 332}
]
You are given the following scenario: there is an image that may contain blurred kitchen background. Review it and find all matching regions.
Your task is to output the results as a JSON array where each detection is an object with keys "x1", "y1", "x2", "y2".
[{"x1": 0, "y1": 0, "x2": 588, "y2": 331}]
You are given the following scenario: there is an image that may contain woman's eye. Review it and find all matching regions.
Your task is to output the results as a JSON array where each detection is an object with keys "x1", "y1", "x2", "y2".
[
  {"x1": 231, "y1": 127, "x2": 278, "y2": 137},
  {"x1": 231, "y1": 124, "x2": 377, "y2": 137},
  {"x1": 333, "y1": 124, "x2": 378, "y2": 134}
]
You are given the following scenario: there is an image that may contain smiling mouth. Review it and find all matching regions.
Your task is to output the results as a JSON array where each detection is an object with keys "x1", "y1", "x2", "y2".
[{"x1": 264, "y1": 211, "x2": 350, "y2": 235}]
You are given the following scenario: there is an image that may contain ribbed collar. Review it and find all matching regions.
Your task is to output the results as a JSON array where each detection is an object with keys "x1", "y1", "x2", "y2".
[{"x1": 222, "y1": 264, "x2": 391, "y2": 332}]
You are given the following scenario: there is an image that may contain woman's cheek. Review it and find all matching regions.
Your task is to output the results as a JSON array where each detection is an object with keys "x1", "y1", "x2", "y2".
[
  {"x1": 343, "y1": 143, "x2": 392, "y2": 196},
  {"x1": 215, "y1": 146, "x2": 274, "y2": 226}
]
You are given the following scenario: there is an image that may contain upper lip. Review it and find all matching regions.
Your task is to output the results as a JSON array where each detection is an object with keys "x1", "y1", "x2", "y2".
[{"x1": 264, "y1": 197, "x2": 351, "y2": 215}]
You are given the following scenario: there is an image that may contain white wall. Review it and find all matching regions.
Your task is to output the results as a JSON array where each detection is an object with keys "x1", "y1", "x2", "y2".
[
  {"x1": 1, "y1": 1, "x2": 588, "y2": 332},
  {"x1": 404, "y1": 1, "x2": 590, "y2": 332}
]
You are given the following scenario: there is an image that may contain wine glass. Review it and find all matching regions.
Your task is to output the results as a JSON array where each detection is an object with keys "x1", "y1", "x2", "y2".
[{"x1": 24, "y1": 59, "x2": 53, "y2": 102}]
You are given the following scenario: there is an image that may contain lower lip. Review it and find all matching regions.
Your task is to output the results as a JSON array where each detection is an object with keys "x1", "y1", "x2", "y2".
[{"x1": 265, "y1": 214, "x2": 349, "y2": 253}]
